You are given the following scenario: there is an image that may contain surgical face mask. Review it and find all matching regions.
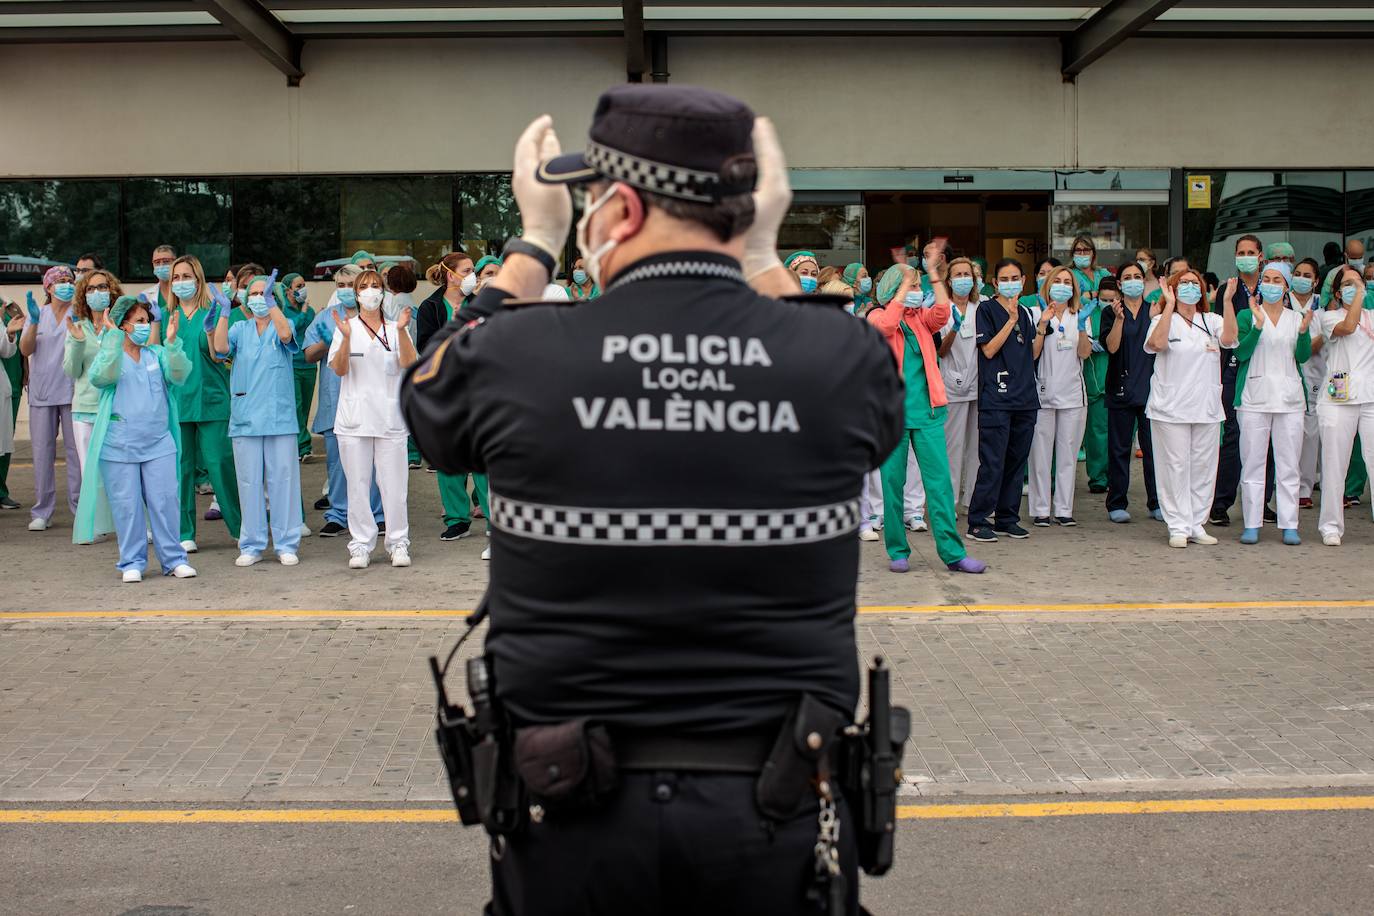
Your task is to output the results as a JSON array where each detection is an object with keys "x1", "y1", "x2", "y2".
[
  {"x1": 576, "y1": 184, "x2": 622, "y2": 288},
  {"x1": 1235, "y1": 255, "x2": 1260, "y2": 274},
  {"x1": 358, "y1": 288, "x2": 384, "y2": 312},
  {"x1": 1341, "y1": 284, "x2": 1360, "y2": 306},
  {"x1": 336, "y1": 288, "x2": 357, "y2": 308},
  {"x1": 1137, "y1": 260, "x2": 1152, "y2": 274},
  {"x1": 153, "y1": 264, "x2": 172, "y2": 283},
  {"x1": 53, "y1": 282, "x2": 75, "y2": 301},
  {"x1": 858, "y1": 276, "x2": 872, "y2": 294},
  {"x1": 1072, "y1": 254, "x2": 1092, "y2": 270},
  {"x1": 903, "y1": 290, "x2": 924, "y2": 308},
  {"x1": 1121, "y1": 279, "x2": 1146, "y2": 298},
  {"x1": 86, "y1": 290, "x2": 111, "y2": 311},
  {"x1": 997, "y1": 279, "x2": 1023, "y2": 299},
  {"x1": 294, "y1": 288, "x2": 308, "y2": 305},
  {"x1": 950, "y1": 276, "x2": 976, "y2": 298},
  {"x1": 1048, "y1": 282, "x2": 1074, "y2": 304},
  {"x1": 1259, "y1": 282, "x2": 1285, "y2": 304},
  {"x1": 1290, "y1": 275, "x2": 1315, "y2": 295},
  {"x1": 459, "y1": 272, "x2": 478, "y2": 296},
  {"x1": 247, "y1": 294, "x2": 270, "y2": 317},
  {"x1": 171, "y1": 279, "x2": 197, "y2": 301},
  {"x1": 799, "y1": 276, "x2": 818, "y2": 293},
  {"x1": 572, "y1": 269, "x2": 589, "y2": 286},
  {"x1": 235, "y1": 289, "x2": 247, "y2": 305},
  {"x1": 1177, "y1": 283, "x2": 1203, "y2": 306},
  {"x1": 1349, "y1": 256, "x2": 1365, "y2": 268},
  {"x1": 129, "y1": 323, "x2": 152, "y2": 346}
]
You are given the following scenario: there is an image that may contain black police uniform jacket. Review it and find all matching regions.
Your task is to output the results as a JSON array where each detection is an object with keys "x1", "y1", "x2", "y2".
[{"x1": 402, "y1": 251, "x2": 903, "y2": 735}]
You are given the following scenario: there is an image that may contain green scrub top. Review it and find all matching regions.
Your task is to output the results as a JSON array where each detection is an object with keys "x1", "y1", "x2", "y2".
[
  {"x1": 284, "y1": 304, "x2": 316, "y2": 370},
  {"x1": 899, "y1": 322, "x2": 943, "y2": 428},
  {"x1": 161, "y1": 303, "x2": 230, "y2": 423}
]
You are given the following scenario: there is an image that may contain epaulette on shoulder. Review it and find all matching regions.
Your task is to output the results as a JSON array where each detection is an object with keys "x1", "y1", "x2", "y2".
[{"x1": 777, "y1": 293, "x2": 853, "y2": 309}]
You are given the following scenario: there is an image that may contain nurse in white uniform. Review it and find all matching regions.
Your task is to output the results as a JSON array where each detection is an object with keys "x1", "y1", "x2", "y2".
[
  {"x1": 328, "y1": 269, "x2": 418, "y2": 569},
  {"x1": 1233, "y1": 260, "x2": 1312, "y2": 544},
  {"x1": 1292, "y1": 258, "x2": 1326, "y2": 504},
  {"x1": 1028, "y1": 266, "x2": 1091, "y2": 526},
  {"x1": 937, "y1": 257, "x2": 981, "y2": 513},
  {"x1": 1144, "y1": 269, "x2": 1239, "y2": 548},
  {"x1": 1315, "y1": 266, "x2": 1374, "y2": 546}
]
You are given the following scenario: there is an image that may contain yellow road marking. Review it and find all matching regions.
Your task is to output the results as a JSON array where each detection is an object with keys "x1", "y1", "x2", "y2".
[
  {"x1": 3, "y1": 599, "x2": 1374, "y2": 622},
  {"x1": 2, "y1": 795, "x2": 1372, "y2": 824}
]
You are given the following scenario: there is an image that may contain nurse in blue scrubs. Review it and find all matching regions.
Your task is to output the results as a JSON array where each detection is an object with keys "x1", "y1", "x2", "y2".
[
  {"x1": 73, "y1": 296, "x2": 196, "y2": 582},
  {"x1": 212, "y1": 270, "x2": 304, "y2": 567}
]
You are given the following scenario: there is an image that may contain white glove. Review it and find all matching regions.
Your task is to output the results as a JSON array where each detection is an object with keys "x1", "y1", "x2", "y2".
[
  {"x1": 741, "y1": 117, "x2": 793, "y2": 281},
  {"x1": 512, "y1": 115, "x2": 573, "y2": 261}
]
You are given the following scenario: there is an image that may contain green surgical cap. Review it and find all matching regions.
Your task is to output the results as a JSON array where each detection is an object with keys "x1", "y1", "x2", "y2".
[
  {"x1": 843, "y1": 262, "x2": 865, "y2": 286},
  {"x1": 281, "y1": 272, "x2": 303, "y2": 289},
  {"x1": 785, "y1": 250, "x2": 818, "y2": 271},
  {"x1": 876, "y1": 264, "x2": 914, "y2": 306},
  {"x1": 1266, "y1": 242, "x2": 1295, "y2": 260},
  {"x1": 350, "y1": 250, "x2": 375, "y2": 265},
  {"x1": 251, "y1": 275, "x2": 288, "y2": 310},
  {"x1": 474, "y1": 255, "x2": 503, "y2": 274},
  {"x1": 108, "y1": 295, "x2": 141, "y2": 328}
]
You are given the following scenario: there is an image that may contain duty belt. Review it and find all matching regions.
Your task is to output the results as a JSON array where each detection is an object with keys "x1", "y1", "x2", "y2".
[{"x1": 613, "y1": 729, "x2": 778, "y2": 773}]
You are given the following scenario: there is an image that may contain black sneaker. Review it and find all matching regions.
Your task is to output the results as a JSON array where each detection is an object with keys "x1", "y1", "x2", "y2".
[
  {"x1": 377, "y1": 522, "x2": 386, "y2": 534},
  {"x1": 966, "y1": 526, "x2": 999, "y2": 542},
  {"x1": 1032, "y1": 516, "x2": 1053, "y2": 527},
  {"x1": 440, "y1": 522, "x2": 471, "y2": 541},
  {"x1": 408, "y1": 460, "x2": 422, "y2": 470},
  {"x1": 426, "y1": 465, "x2": 438, "y2": 474},
  {"x1": 996, "y1": 522, "x2": 1030, "y2": 539},
  {"x1": 0, "y1": 496, "x2": 20, "y2": 510},
  {"x1": 318, "y1": 521, "x2": 346, "y2": 537},
  {"x1": 1088, "y1": 484, "x2": 1107, "y2": 494},
  {"x1": 1055, "y1": 516, "x2": 1077, "y2": 527},
  {"x1": 1209, "y1": 509, "x2": 1230, "y2": 527},
  {"x1": 1263, "y1": 505, "x2": 1278, "y2": 523},
  {"x1": 314, "y1": 496, "x2": 331, "y2": 511}
]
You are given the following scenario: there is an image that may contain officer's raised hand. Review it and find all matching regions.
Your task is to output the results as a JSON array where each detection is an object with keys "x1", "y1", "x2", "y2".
[
  {"x1": 742, "y1": 117, "x2": 794, "y2": 296},
  {"x1": 513, "y1": 115, "x2": 573, "y2": 265}
]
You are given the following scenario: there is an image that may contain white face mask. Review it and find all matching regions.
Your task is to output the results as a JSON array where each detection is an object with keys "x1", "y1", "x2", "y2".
[
  {"x1": 358, "y1": 288, "x2": 384, "y2": 312},
  {"x1": 459, "y1": 272, "x2": 478, "y2": 296},
  {"x1": 576, "y1": 184, "x2": 622, "y2": 289}
]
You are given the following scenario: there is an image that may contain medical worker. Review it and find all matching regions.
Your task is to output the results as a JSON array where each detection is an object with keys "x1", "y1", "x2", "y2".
[
  {"x1": 1292, "y1": 258, "x2": 1326, "y2": 506},
  {"x1": 968, "y1": 259, "x2": 1040, "y2": 542},
  {"x1": 63, "y1": 268, "x2": 122, "y2": 469},
  {"x1": 281, "y1": 272, "x2": 317, "y2": 460},
  {"x1": 20, "y1": 266, "x2": 82, "y2": 531},
  {"x1": 1144, "y1": 270, "x2": 1239, "y2": 548},
  {"x1": 1068, "y1": 236, "x2": 1110, "y2": 493},
  {"x1": 161, "y1": 255, "x2": 241, "y2": 551},
  {"x1": 844, "y1": 262, "x2": 873, "y2": 316},
  {"x1": 1315, "y1": 267, "x2": 1374, "y2": 547},
  {"x1": 867, "y1": 264, "x2": 985, "y2": 575},
  {"x1": 1101, "y1": 266, "x2": 1160, "y2": 522},
  {"x1": 566, "y1": 257, "x2": 600, "y2": 301},
  {"x1": 0, "y1": 298, "x2": 21, "y2": 510},
  {"x1": 784, "y1": 251, "x2": 820, "y2": 293},
  {"x1": 1212, "y1": 235, "x2": 1264, "y2": 527},
  {"x1": 139, "y1": 244, "x2": 176, "y2": 322},
  {"x1": 1027, "y1": 266, "x2": 1091, "y2": 526},
  {"x1": 473, "y1": 255, "x2": 503, "y2": 294},
  {"x1": 73, "y1": 296, "x2": 195, "y2": 582},
  {"x1": 212, "y1": 270, "x2": 303, "y2": 567},
  {"x1": 328, "y1": 270, "x2": 417, "y2": 569},
  {"x1": 936, "y1": 257, "x2": 981, "y2": 512}
]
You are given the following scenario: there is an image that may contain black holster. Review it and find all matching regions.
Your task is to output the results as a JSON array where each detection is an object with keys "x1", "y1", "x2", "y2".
[
  {"x1": 430, "y1": 654, "x2": 525, "y2": 836},
  {"x1": 837, "y1": 658, "x2": 911, "y2": 876}
]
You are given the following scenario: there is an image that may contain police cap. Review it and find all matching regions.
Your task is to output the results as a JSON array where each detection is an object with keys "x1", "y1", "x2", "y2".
[{"x1": 537, "y1": 84, "x2": 757, "y2": 204}]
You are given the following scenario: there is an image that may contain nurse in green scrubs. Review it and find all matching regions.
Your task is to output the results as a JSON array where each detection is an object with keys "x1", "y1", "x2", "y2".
[
  {"x1": 281, "y1": 273, "x2": 318, "y2": 459},
  {"x1": 1069, "y1": 235, "x2": 1111, "y2": 493},
  {"x1": 164, "y1": 255, "x2": 241, "y2": 550},
  {"x1": 0, "y1": 299, "x2": 23, "y2": 509},
  {"x1": 843, "y1": 262, "x2": 873, "y2": 315}
]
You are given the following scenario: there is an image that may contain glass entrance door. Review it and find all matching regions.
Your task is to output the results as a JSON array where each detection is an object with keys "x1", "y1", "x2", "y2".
[{"x1": 1050, "y1": 190, "x2": 1169, "y2": 273}]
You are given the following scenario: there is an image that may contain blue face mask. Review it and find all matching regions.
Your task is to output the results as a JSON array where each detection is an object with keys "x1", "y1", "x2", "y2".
[
  {"x1": 53, "y1": 282, "x2": 75, "y2": 301},
  {"x1": 903, "y1": 290, "x2": 925, "y2": 308},
  {"x1": 1072, "y1": 254, "x2": 1092, "y2": 270},
  {"x1": 858, "y1": 276, "x2": 872, "y2": 294},
  {"x1": 86, "y1": 290, "x2": 111, "y2": 311},
  {"x1": 235, "y1": 289, "x2": 247, "y2": 304},
  {"x1": 247, "y1": 295, "x2": 270, "y2": 317},
  {"x1": 1259, "y1": 282, "x2": 1285, "y2": 304},
  {"x1": 1120, "y1": 279, "x2": 1146, "y2": 298},
  {"x1": 1235, "y1": 255, "x2": 1260, "y2": 275},
  {"x1": 1049, "y1": 282, "x2": 1074, "y2": 304},
  {"x1": 1177, "y1": 283, "x2": 1203, "y2": 306},
  {"x1": 294, "y1": 288, "x2": 308, "y2": 305},
  {"x1": 171, "y1": 279, "x2": 197, "y2": 301},
  {"x1": 997, "y1": 279, "x2": 1023, "y2": 299},
  {"x1": 950, "y1": 276, "x2": 976, "y2": 298},
  {"x1": 572, "y1": 269, "x2": 589, "y2": 286},
  {"x1": 1340, "y1": 284, "x2": 1360, "y2": 306},
  {"x1": 153, "y1": 264, "x2": 172, "y2": 283},
  {"x1": 337, "y1": 288, "x2": 357, "y2": 308},
  {"x1": 129, "y1": 323, "x2": 152, "y2": 346},
  {"x1": 799, "y1": 275, "x2": 818, "y2": 293},
  {"x1": 1290, "y1": 276, "x2": 1315, "y2": 295}
]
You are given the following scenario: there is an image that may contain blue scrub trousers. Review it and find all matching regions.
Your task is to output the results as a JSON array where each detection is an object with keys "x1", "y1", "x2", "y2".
[
  {"x1": 323, "y1": 429, "x2": 383, "y2": 527},
  {"x1": 101, "y1": 452, "x2": 187, "y2": 574},
  {"x1": 232, "y1": 433, "x2": 302, "y2": 557}
]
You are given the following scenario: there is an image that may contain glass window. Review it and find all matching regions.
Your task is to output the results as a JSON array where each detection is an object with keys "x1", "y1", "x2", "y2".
[
  {"x1": 340, "y1": 175, "x2": 453, "y2": 276},
  {"x1": 777, "y1": 204, "x2": 864, "y2": 270},
  {"x1": 1051, "y1": 200, "x2": 1169, "y2": 274},
  {"x1": 0, "y1": 180, "x2": 120, "y2": 283},
  {"x1": 123, "y1": 178, "x2": 232, "y2": 282},
  {"x1": 1182, "y1": 170, "x2": 1343, "y2": 278},
  {"x1": 1344, "y1": 171, "x2": 1374, "y2": 257},
  {"x1": 458, "y1": 174, "x2": 518, "y2": 261},
  {"x1": 234, "y1": 177, "x2": 341, "y2": 280}
]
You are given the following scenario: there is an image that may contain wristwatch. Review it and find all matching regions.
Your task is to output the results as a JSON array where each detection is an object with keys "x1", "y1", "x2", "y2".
[{"x1": 501, "y1": 238, "x2": 557, "y2": 276}]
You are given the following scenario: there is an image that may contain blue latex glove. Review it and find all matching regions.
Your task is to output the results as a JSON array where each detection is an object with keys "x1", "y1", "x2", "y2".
[
  {"x1": 951, "y1": 308, "x2": 964, "y2": 331},
  {"x1": 263, "y1": 269, "x2": 279, "y2": 309},
  {"x1": 207, "y1": 281, "x2": 231, "y2": 312},
  {"x1": 1090, "y1": 338, "x2": 1106, "y2": 354},
  {"x1": 26, "y1": 291, "x2": 40, "y2": 325},
  {"x1": 201, "y1": 301, "x2": 221, "y2": 334}
]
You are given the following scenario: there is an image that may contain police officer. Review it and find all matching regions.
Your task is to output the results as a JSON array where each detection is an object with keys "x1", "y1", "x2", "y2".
[{"x1": 402, "y1": 84, "x2": 903, "y2": 915}]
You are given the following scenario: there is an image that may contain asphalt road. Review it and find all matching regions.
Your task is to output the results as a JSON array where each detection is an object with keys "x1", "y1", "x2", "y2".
[{"x1": 5, "y1": 792, "x2": 1373, "y2": 915}]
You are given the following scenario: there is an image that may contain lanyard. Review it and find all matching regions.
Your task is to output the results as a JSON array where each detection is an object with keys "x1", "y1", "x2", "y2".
[{"x1": 362, "y1": 317, "x2": 391, "y2": 352}]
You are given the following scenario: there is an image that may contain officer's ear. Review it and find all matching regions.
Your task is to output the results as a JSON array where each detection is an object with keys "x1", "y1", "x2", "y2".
[{"x1": 606, "y1": 183, "x2": 646, "y2": 244}]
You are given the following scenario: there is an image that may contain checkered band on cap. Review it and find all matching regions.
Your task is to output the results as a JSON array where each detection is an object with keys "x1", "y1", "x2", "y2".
[
  {"x1": 585, "y1": 140, "x2": 738, "y2": 204},
  {"x1": 489, "y1": 491, "x2": 862, "y2": 547}
]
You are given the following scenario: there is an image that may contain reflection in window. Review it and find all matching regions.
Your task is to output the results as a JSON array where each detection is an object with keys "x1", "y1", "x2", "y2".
[
  {"x1": 458, "y1": 174, "x2": 518, "y2": 261},
  {"x1": 1052, "y1": 203, "x2": 1169, "y2": 273},
  {"x1": 1345, "y1": 172, "x2": 1374, "y2": 255},
  {"x1": 778, "y1": 204, "x2": 864, "y2": 269},
  {"x1": 337, "y1": 175, "x2": 453, "y2": 277},
  {"x1": 1183, "y1": 171, "x2": 1343, "y2": 277},
  {"x1": 124, "y1": 178, "x2": 232, "y2": 282},
  {"x1": 234, "y1": 177, "x2": 341, "y2": 279},
  {"x1": 0, "y1": 180, "x2": 120, "y2": 283}
]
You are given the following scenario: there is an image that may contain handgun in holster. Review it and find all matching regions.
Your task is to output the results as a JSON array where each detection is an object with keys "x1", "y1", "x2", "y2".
[{"x1": 839, "y1": 656, "x2": 911, "y2": 876}]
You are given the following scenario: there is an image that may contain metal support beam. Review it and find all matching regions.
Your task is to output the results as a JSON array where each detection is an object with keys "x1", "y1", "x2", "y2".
[
  {"x1": 195, "y1": 0, "x2": 303, "y2": 84},
  {"x1": 623, "y1": 0, "x2": 646, "y2": 82},
  {"x1": 1061, "y1": 0, "x2": 1177, "y2": 79}
]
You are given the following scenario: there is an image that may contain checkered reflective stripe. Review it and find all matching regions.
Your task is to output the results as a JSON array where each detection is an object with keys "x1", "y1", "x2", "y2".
[
  {"x1": 489, "y1": 491, "x2": 862, "y2": 547},
  {"x1": 585, "y1": 141, "x2": 721, "y2": 203},
  {"x1": 606, "y1": 259, "x2": 746, "y2": 294}
]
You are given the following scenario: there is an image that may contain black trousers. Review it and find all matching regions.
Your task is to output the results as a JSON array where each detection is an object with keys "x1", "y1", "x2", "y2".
[
  {"x1": 968, "y1": 407, "x2": 1037, "y2": 530},
  {"x1": 1213, "y1": 385, "x2": 1242, "y2": 513},
  {"x1": 489, "y1": 771, "x2": 859, "y2": 916},
  {"x1": 1105, "y1": 405, "x2": 1158, "y2": 512}
]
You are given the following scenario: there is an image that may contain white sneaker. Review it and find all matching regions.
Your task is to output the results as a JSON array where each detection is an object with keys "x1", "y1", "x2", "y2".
[
  {"x1": 1323, "y1": 533, "x2": 1342, "y2": 547},
  {"x1": 1188, "y1": 530, "x2": 1218, "y2": 546},
  {"x1": 391, "y1": 547, "x2": 411, "y2": 568},
  {"x1": 300, "y1": 524, "x2": 313, "y2": 538},
  {"x1": 858, "y1": 528, "x2": 880, "y2": 542},
  {"x1": 1168, "y1": 535, "x2": 1187, "y2": 549},
  {"x1": 235, "y1": 552, "x2": 262, "y2": 567},
  {"x1": 348, "y1": 550, "x2": 370, "y2": 570},
  {"x1": 279, "y1": 553, "x2": 299, "y2": 566},
  {"x1": 28, "y1": 517, "x2": 49, "y2": 532},
  {"x1": 481, "y1": 545, "x2": 492, "y2": 561},
  {"x1": 180, "y1": 539, "x2": 199, "y2": 554},
  {"x1": 906, "y1": 513, "x2": 928, "y2": 533},
  {"x1": 171, "y1": 564, "x2": 197, "y2": 578},
  {"x1": 122, "y1": 569, "x2": 143, "y2": 583}
]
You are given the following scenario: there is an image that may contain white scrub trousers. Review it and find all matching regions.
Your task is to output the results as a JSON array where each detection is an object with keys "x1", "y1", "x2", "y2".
[
  {"x1": 1299, "y1": 407, "x2": 1321, "y2": 500},
  {"x1": 1150, "y1": 419, "x2": 1221, "y2": 539},
  {"x1": 1028, "y1": 405, "x2": 1087, "y2": 518},
  {"x1": 1239, "y1": 408, "x2": 1304, "y2": 531},
  {"x1": 859, "y1": 469, "x2": 883, "y2": 532},
  {"x1": 944, "y1": 401, "x2": 979, "y2": 509},
  {"x1": 1316, "y1": 402, "x2": 1374, "y2": 540},
  {"x1": 100, "y1": 452, "x2": 187, "y2": 574},
  {"x1": 337, "y1": 434, "x2": 410, "y2": 556},
  {"x1": 73, "y1": 419, "x2": 95, "y2": 472},
  {"x1": 232, "y1": 433, "x2": 302, "y2": 557}
]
